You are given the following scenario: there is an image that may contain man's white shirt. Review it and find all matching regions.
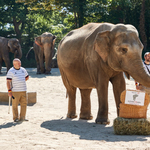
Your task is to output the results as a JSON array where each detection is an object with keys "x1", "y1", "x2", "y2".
[
  {"x1": 6, "y1": 67, "x2": 28, "y2": 92},
  {"x1": 143, "y1": 62, "x2": 150, "y2": 75}
]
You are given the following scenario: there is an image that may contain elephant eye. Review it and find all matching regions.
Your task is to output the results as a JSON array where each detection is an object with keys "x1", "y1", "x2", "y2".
[{"x1": 121, "y1": 48, "x2": 127, "y2": 54}]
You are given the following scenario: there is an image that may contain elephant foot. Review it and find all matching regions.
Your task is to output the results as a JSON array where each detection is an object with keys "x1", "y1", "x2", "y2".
[
  {"x1": 95, "y1": 118, "x2": 110, "y2": 125},
  {"x1": 40, "y1": 69, "x2": 45, "y2": 74},
  {"x1": 80, "y1": 113, "x2": 93, "y2": 120},
  {"x1": 36, "y1": 72, "x2": 41, "y2": 74},
  {"x1": 45, "y1": 72, "x2": 51, "y2": 75},
  {"x1": 67, "y1": 113, "x2": 77, "y2": 119}
]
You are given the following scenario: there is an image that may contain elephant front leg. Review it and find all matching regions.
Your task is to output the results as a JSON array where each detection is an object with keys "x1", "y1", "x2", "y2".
[
  {"x1": 67, "y1": 87, "x2": 77, "y2": 119},
  {"x1": 3, "y1": 57, "x2": 10, "y2": 73},
  {"x1": 110, "y1": 72, "x2": 125, "y2": 116},
  {"x1": 79, "y1": 89, "x2": 93, "y2": 120},
  {"x1": 0, "y1": 58, "x2": 3, "y2": 74},
  {"x1": 34, "y1": 54, "x2": 41, "y2": 74},
  {"x1": 39, "y1": 57, "x2": 45, "y2": 74},
  {"x1": 96, "y1": 80, "x2": 110, "y2": 125},
  {"x1": 45, "y1": 55, "x2": 52, "y2": 74}
]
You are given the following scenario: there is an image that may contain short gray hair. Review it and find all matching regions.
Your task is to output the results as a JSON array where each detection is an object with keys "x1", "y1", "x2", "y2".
[
  {"x1": 144, "y1": 52, "x2": 150, "y2": 57},
  {"x1": 13, "y1": 58, "x2": 21, "y2": 63}
]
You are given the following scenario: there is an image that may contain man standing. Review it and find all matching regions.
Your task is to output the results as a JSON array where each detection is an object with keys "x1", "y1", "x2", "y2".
[
  {"x1": 135, "y1": 52, "x2": 150, "y2": 92},
  {"x1": 6, "y1": 58, "x2": 29, "y2": 122}
]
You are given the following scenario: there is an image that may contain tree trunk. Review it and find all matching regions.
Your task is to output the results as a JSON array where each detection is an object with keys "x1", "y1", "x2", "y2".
[
  {"x1": 73, "y1": 0, "x2": 78, "y2": 28},
  {"x1": 13, "y1": 17, "x2": 22, "y2": 44},
  {"x1": 78, "y1": 0, "x2": 86, "y2": 27},
  {"x1": 139, "y1": 0, "x2": 147, "y2": 50},
  {"x1": 74, "y1": 12, "x2": 78, "y2": 28}
]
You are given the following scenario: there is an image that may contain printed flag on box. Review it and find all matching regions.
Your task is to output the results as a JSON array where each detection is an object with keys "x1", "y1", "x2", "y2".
[{"x1": 125, "y1": 90, "x2": 145, "y2": 106}]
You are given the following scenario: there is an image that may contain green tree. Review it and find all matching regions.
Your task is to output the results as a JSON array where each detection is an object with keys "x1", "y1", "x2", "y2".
[
  {"x1": 139, "y1": 0, "x2": 147, "y2": 50},
  {"x1": 17, "y1": 0, "x2": 88, "y2": 28},
  {"x1": 0, "y1": 0, "x2": 29, "y2": 43}
]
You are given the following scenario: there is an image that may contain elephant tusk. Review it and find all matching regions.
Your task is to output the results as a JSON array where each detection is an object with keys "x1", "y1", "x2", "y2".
[{"x1": 124, "y1": 71, "x2": 130, "y2": 80}]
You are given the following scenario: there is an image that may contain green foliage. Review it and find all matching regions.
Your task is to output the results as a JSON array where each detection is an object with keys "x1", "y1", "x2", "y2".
[
  {"x1": 21, "y1": 46, "x2": 37, "y2": 68},
  {"x1": 107, "y1": 0, "x2": 140, "y2": 24},
  {"x1": 0, "y1": 0, "x2": 150, "y2": 67},
  {"x1": 86, "y1": 1, "x2": 108, "y2": 23}
]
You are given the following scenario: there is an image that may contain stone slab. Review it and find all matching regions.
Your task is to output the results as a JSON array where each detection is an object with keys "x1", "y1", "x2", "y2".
[{"x1": 0, "y1": 92, "x2": 36, "y2": 104}]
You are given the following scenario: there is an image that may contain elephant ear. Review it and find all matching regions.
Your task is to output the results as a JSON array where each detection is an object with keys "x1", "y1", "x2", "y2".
[
  {"x1": 94, "y1": 31, "x2": 110, "y2": 62},
  {"x1": 53, "y1": 36, "x2": 56, "y2": 45},
  {"x1": 8, "y1": 39, "x2": 13, "y2": 50},
  {"x1": 35, "y1": 37, "x2": 42, "y2": 47},
  {"x1": 8, "y1": 39, "x2": 17, "y2": 52}
]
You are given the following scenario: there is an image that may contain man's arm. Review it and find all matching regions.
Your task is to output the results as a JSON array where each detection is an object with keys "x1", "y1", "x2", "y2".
[
  {"x1": 135, "y1": 81, "x2": 143, "y2": 90},
  {"x1": 6, "y1": 80, "x2": 12, "y2": 97},
  {"x1": 25, "y1": 75, "x2": 29, "y2": 81}
]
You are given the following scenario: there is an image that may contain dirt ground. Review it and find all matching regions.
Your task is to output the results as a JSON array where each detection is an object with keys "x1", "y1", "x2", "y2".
[{"x1": 0, "y1": 67, "x2": 150, "y2": 150}]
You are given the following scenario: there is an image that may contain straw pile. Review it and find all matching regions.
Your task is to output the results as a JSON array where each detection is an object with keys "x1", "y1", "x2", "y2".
[{"x1": 113, "y1": 117, "x2": 150, "y2": 135}]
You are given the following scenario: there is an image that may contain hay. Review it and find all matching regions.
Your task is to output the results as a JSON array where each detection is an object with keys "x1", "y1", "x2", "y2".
[{"x1": 113, "y1": 117, "x2": 150, "y2": 135}]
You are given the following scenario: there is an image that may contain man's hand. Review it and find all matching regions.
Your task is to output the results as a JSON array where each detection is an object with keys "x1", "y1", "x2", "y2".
[
  {"x1": 8, "y1": 92, "x2": 12, "y2": 97},
  {"x1": 136, "y1": 84, "x2": 143, "y2": 90}
]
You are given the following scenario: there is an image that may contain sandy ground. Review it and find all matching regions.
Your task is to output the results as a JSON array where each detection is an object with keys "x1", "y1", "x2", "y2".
[{"x1": 0, "y1": 67, "x2": 150, "y2": 150}]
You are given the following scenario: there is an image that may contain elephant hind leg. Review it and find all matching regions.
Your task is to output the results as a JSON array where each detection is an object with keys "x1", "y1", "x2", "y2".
[
  {"x1": 67, "y1": 86, "x2": 77, "y2": 119},
  {"x1": 59, "y1": 67, "x2": 77, "y2": 118},
  {"x1": 79, "y1": 89, "x2": 93, "y2": 120}
]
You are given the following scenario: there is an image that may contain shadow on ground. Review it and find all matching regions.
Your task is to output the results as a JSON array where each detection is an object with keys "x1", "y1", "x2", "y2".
[
  {"x1": 41, "y1": 118, "x2": 149, "y2": 142},
  {"x1": 0, "y1": 121, "x2": 22, "y2": 129}
]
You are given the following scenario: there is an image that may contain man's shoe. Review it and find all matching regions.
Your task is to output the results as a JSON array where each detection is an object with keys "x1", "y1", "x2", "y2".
[
  {"x1": 24, "y1": 119, "x2": 29, "y2": 121},
  {"x1": 14, "y1": 119, "x2": 19, "y2": 122}
]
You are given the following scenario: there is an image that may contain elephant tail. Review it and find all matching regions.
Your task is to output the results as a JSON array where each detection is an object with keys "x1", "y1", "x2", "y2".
[
  {"x1": 59, "y1": 67, "x2": 74, "y2": 98},
  {"x1": 26, "y1": 47, "x2": 33, "y2": 59},
  {"x1": 66, "y1": 91, "x2": 68, "y2": 98}
]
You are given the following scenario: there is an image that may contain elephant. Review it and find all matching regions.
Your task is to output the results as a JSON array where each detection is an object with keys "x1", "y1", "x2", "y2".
[
  {"x1": 57, "y1": 22, "x2": 150, "y2": 125},
  {"x1": 0, "y1": 37, "x2": 22, "y2": 73},
  {"x1": 26, "y1": 32, "x2": 56, "y2": 74}
]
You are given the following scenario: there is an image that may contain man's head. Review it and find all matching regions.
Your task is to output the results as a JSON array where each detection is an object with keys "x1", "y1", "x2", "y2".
[
  {"x1": 144, "y1": 52, "x2": 150, "y2": 57},
  {"x1": 13, "y1": 58, "x2": 21, "y2": 69},
  {"x1": 144, "y1": 52, "x2": 150, "y2": 62}
]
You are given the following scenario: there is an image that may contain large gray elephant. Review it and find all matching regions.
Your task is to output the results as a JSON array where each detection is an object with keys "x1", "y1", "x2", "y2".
[
  {"x1": 0, "y1": 37, "x2": 22, "y2": 73},
  {"x1": 57, "y1": 22, "x2": 150, "y2": 125},
  {"x1": 27, "y1": 32, "x2": 56, "y2": 74}
]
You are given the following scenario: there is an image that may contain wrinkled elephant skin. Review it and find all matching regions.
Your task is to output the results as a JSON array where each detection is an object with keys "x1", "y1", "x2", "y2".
[
  {"x1": 0, "y1": 37, "x2": 22, "y2": 73},
  {"x1": 57, "y1": 23, "x2": 150, "y2": 124},
  {"x1": 33, "y1": 32, "x2": 56, "y2": 74}
]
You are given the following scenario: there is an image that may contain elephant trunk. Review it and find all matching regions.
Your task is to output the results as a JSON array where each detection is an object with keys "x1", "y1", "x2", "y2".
[
  {"x1": 126, "y1": 58, "x2": 150, "y2": 88},
  {"x1": 43, "y1": 43, "x2": 54, "y2": 73},
  {"x1": 14, "y1": 46, "x2": 22, "y2": 59}
]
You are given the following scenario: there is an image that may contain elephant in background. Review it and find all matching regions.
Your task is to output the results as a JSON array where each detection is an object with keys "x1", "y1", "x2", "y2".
[
  {"x1": 57, "y1": 22, "x2": 150, "y2": 125},
  {"x1": 26, "y1": 32, "x2": 56, "y2": 74},
  {"x1": 0, "y1": 37, "x2": 22, "y2": 73}
]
